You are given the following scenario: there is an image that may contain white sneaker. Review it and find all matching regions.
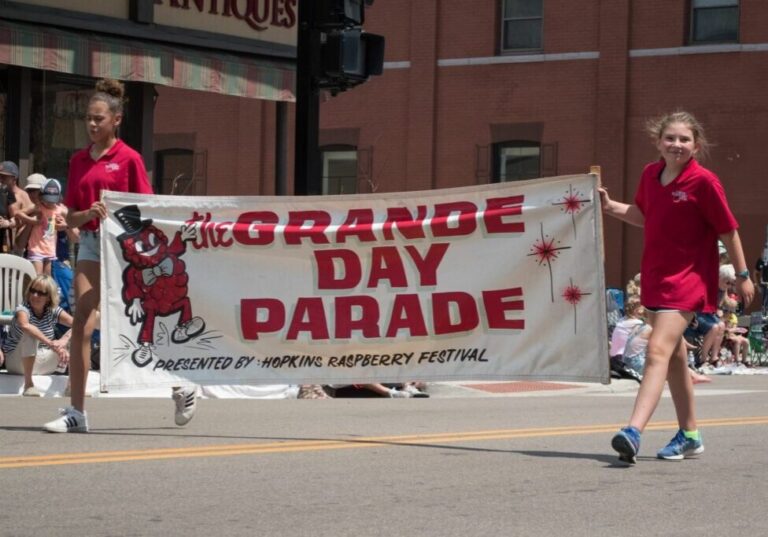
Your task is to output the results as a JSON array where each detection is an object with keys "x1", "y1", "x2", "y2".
[
  {"x1": 23, "y1": 386, "x2": 42, "y2": 397},
  {"x1": 388, "y1": 388, "x2": 412, "y2": 398},
  {"x1": 172, "y1": 387, "x2": 198, "y2": 426},
  {"x1": 401, "y1": 384, "x2": 430, "y2": 398},
  {"x1": 43, "y1": 407, "x2": 89, "y2": 433}
]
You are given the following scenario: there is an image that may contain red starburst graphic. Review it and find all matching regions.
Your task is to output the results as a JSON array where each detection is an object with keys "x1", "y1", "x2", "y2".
[
  {"x1": 562, "y1": 278, "x2": 592, "y2": 333},
  {"x1": 528, "y1": 223, "x2": 571, "y2": 302},
  {"x1": 552, "y1": 184, "x2": 592, "y2": 237},
  {"x1": 531, "y1": 236, "x2": 563, "y2": 265},
  {"x1": 562, "y1": 193, "x2": 585, "y2": 215},
  {"x1": 562, "y1": 284, "x2": 583, "y2": 305}
]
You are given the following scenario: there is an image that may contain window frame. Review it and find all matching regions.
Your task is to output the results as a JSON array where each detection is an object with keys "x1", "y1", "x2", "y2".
[
  {"x1": 689, "y1": 0, "x2": 740, "y2": 45},
  {"x1": 499, "y1": 0, "x2": 544, "y2": 54}
]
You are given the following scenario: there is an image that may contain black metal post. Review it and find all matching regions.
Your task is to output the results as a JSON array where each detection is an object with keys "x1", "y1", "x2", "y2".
[
  {"x1": 275, "y1": 101, "x2": 288, "y2": 195},
  {"x1": 294, "y1": 0, "x2": 322, "y2": 195}
]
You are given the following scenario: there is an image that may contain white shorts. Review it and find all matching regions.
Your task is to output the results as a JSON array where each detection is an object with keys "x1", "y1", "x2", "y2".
[
  {"x1": 4, "y1": 334, "x2": 59, "y2": 375},
  {"x1": 77, "y1": 230, "x2": 100, "y2": 263},
  {"x1": 27, "y1": 252, "x2": 56, "y2": 263}
]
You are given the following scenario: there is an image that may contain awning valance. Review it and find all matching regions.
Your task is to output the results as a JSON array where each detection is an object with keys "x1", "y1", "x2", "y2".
[{"x1": 0, "y1": 19, "x2": 295, "y2": 102}]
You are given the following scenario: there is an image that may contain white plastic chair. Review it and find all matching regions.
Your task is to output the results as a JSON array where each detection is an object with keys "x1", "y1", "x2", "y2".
[{"x1": 0, "y1": 254, "x2": 36, "y2": 325}]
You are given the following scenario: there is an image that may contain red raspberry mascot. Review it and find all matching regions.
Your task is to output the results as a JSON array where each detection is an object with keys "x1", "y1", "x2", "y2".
[{"x1": 115, "y1": 205, "x2": 205, "y2": 367}]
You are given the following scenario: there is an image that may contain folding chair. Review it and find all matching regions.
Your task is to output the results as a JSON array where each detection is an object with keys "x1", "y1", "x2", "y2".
[
  {"x1": 747, "y1": 312, "x2": 768, "y2": 366},
  {"x1": 0, "y1": 254, "x2": 36, "y2": 325},
  {"x1": 605, "y1": 287, "x2": 625, "y2": 340}
]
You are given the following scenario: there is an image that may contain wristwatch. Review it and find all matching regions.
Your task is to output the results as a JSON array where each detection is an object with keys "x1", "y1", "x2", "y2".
[{"x1": 736, "y1": 269, "x2": 750, "y2": 280}]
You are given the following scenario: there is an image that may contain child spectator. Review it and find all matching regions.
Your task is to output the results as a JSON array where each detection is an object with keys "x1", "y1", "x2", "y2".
[
  {"x1": 721, "y1": 295, "x2": 750, "y2": 365},
  {"x1": 609, "y1": 295, "x2": 645, "y2": 359},
  {"x1": 623, "y1": 322, "x2": 712, "y2": 384},
  {"x1": 625, "y1": 273, "x2": 641, "y2": 299},
  {"x1": 23, "y1": 179, "x2": 74, "y2": 276}
]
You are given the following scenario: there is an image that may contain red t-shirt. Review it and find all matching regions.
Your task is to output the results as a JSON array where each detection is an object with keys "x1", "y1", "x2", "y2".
[
  {"x1": 65, "y1": 140, "x2": 154, "y2": 231},
  {"x1": 635, "y1": 158, "x2": 738, "y2": 312}
]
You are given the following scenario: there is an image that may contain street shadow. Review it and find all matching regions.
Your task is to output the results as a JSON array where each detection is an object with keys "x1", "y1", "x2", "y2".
[
  {"x1": 0, "y1": 426, "x2": 52, "y2": 432},
  {"x1": 0, "y1": 426, "x2": 638, "y2": 466},
  {"x1": 27, "y1": 427, "x2": 625, "y2": 464},
  {"x1": 512, "y1": 449, "x2": 636, "y2": 467}
]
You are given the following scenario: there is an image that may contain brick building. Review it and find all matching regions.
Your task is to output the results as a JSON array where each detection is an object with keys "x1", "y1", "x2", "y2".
[
  {"x1": 319, "y1": 0, "x2": 768, "y2": 289},
  {"x1": 2, "y1": 1, "x2": 767, "y2": 289}
]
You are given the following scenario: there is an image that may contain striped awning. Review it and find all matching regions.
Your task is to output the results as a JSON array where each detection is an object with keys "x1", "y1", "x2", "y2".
[{"x1": 0, "y1": 19, "x2": 295, "y2": 102}]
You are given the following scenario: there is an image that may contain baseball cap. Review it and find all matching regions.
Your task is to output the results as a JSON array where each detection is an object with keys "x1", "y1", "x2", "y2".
[
  {"x1": 41, "y1": 178, "x2": 62, "y2": 204},
  {"x1": 24, "y1": 173, "x2": 47, "y2": 191},
  {"x1": 0, "y1": 161, "x2": 19, "y2": 179}
]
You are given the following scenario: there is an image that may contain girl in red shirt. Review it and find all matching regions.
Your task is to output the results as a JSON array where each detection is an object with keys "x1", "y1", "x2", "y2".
[
  {"x1": 600, "y1": 111, "x2": 754, "y2": 463},
  {"x1": 43, "y1": 79, "x2": 154, "y2": 433}
]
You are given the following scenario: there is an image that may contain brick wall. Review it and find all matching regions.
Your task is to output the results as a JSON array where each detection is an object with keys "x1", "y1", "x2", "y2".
[{"x1": 156, "y1": 0, "x2": 768, "y2": 291}]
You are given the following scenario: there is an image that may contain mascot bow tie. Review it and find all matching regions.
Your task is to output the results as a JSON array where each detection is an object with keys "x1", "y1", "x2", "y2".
[{"x1": 142, "y1": 257, "x2": 174, "y2": 286}]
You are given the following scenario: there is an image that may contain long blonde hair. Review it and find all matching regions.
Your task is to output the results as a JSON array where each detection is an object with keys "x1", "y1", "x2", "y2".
[{"x1": 646, "y1": 110, "x2": 711, "y2": 161}]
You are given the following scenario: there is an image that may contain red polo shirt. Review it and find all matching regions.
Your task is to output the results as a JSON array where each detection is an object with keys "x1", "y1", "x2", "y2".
[
  {"x1": 65, "y1": 140, "x2": 154, "y2": 231},
  {"x1": 635, "y1": 158, "x2": 738, "y2": 312}
]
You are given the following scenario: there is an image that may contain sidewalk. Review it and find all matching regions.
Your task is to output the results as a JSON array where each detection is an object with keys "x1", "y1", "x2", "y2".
[{"x1": 0, "y1": 370, "x2": 640, "y2": 399}]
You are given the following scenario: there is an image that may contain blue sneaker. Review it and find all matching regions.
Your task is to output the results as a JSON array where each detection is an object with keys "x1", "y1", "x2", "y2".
[
  {"x1": 611, "y1": 426, "x2": 641, "y2": 464},
  {"x1": 657, "y1": 429, "x2": 704, "y2": 460}
]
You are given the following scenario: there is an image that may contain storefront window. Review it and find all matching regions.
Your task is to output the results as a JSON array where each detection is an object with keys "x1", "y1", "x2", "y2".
[{"x1": 29, "y1": 71, "x2": 93, "y2": 186}]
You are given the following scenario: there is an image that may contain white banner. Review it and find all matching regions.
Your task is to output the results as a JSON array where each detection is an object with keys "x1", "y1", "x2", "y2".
[{"x1": 100, "y1": 175, "x2": 610, "y2": 391}]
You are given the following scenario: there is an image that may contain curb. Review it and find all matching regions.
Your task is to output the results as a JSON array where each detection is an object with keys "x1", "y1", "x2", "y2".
[{"x1": 427, "y1": 379, "x2": 640, "y2": 398}]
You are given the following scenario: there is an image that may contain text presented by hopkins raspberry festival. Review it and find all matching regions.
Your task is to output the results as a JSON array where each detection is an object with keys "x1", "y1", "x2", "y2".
[{"x1": 100, "y1": 174, "x2": 609, "y2": 392}]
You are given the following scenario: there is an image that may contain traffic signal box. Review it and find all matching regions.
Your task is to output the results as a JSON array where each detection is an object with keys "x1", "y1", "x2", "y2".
[{"x1": 314, "y1": 0, "x2": 385, "y2": 93}]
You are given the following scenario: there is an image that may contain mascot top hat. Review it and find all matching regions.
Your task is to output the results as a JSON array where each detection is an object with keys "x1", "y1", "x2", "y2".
[{"x1": 115, "y1": 204, "x2": 153, "y2": 240}]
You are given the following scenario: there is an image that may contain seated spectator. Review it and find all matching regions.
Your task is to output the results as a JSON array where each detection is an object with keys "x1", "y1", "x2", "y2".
[
  {"x1": 332, "y1": 383, "x2": 429, "y2": 398},
  {"x1": 0, "y1": 275, "x2": 73, "y2": 396},
  {"x1": 721, "y1": 296, "x2": 750, "y2": 365},
  {"x1": 756, "y1": 244, "x2": 768, "y2": 317},
  {"x1": 718, "y1": 263, "x2": 744, "y2": 316},
  {"x1": 685, "y1": 313, "x2": 725, "y2": 367},
  {"x1": 609, "y1": 295, "x2": 644, "y2": 360},
  {"x1": 297, "y1": 384, "x2": 332, "y2": 399},
  {"x1": 624, "y1": 321, "x2": 711, "y2": 384},
  {"x1": 625, "y1": 273, "x2": 641, "y2": 299}
]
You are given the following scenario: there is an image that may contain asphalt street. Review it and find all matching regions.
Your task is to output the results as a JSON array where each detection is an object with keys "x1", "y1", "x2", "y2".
[{"x1": 2, "y1": 376, "x2": 768, "y2": 537}]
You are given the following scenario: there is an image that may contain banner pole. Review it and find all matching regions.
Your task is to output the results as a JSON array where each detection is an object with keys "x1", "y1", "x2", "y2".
[{"x1": 589, "y1": 164, "x2": 605, "y2": 266}]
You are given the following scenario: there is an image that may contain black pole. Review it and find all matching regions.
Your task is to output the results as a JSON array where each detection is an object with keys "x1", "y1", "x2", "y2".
[
  {"x1": 275, "y1": 101, "x2": 288, "y2": 195},
  {"x1": 294, "y1": 0, "x2": 322, "y2": 195}
]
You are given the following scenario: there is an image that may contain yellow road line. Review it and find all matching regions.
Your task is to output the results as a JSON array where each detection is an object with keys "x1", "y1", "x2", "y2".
[{"x1": 2, "y1": 416, "x2": 767, "y2": 469}]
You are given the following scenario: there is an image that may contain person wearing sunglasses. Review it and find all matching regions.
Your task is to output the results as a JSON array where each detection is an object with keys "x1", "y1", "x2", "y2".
[{"x1": 1, "y1": 274, "x2": 73, "y2": 396}]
